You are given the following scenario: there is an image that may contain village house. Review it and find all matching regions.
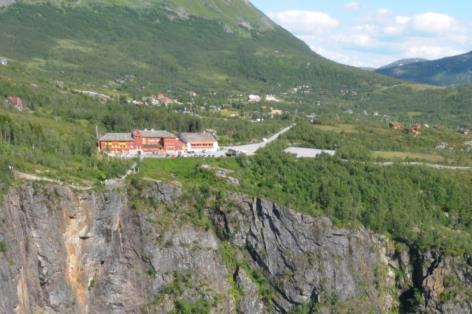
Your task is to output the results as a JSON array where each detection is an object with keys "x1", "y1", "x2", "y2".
[
  {"x1": 307, "y1": 113, "x2": 317, "y2": 123},
  {"x1": 0, "y1": 58, "x2": 7, "y2": 66},
  {"x1": 157, "y1": 94, "x2": 175, "y2": 106},
  {"x1": 389, "y1": 122, "x2": 403, "y2": 130},
  {"x1": 459, "y1": 126, "x2": 470, "y2": 135},
  {"x1": 180, "y1": 132, "x2": 219, "y2": 152},
  {"x1": 410, "y1": 124, "x2": 422, "y2": 136},
  {"x1": 270, "y1": 108, "x2": 283, "y2": 117},
  {"x1": 248, "y1": 95, "x2": 262, "y2": 103},
  {"x1": 4, "y1": 96, "x2": 24, "y2": 111}
]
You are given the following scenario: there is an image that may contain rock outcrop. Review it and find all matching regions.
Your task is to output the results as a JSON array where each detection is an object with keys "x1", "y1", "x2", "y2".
[{"x1": 0, "y1": 181, "x2": 470, "y2": 313}]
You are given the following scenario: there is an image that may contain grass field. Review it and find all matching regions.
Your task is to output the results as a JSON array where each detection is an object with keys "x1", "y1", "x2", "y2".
[
  {"x1": 313, "y1": 124, "x2": 358, "y2": 133},
  {"x1": 139, "y1": 157, "x2": 240, "y2": 184},
  {"x1": 372, "y1": 151, "x2": 446, "y2": 163}
]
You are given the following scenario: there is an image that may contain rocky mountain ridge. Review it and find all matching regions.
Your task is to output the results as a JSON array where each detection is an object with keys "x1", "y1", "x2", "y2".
[{"x1": 0, "y1": 179, "x2": 470, "y2": 313}]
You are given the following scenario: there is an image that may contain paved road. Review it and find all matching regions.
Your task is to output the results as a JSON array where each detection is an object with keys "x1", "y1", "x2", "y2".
[{"x1": 224, "y1": 124, "x2": 295, "y2": 156}]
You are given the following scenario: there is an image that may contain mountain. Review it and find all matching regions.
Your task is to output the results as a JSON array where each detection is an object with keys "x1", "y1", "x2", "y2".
[
  {"x1": 378, "y1": 58, "x2": 428, "y2": 70},
  {"x1": 376, "y1": 51, "x2": 472, "y2": 86},
  {"x1": 0, "y1": 0, "x2": 394, "y2": 98}
]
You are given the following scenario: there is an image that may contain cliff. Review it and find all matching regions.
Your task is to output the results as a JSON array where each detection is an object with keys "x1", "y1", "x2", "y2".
[{"x1": 0, "y1": 180, "x2": 470, "y2": 313}]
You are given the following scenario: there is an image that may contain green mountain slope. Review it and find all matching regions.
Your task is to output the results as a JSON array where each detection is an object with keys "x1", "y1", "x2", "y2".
[
  {"x1": 378, "y1": 58, "x2": 428, "y2": 70},
  {"x1": 376, "y1": 51, "x2": 472, "y2": 86},
  {"x1": 0, "y1": 0, "x2": 393, "y2": 96}
]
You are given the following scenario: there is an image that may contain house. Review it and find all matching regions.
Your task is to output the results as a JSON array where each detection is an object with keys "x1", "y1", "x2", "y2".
[
  {"x1": 139, "y1": 129, "x2": 184, "y2": 153},
  {"x1": 4, "y1": 96, "x2": 24, "y2": 111},
  {"x1": 248, "y1": 95, "x2": 262, "y2": 103},
  {"x1": 389, "y1": 122, "x2": 403, "y2": 130},
  {"x1": 98, "y1": 133, "x2": 135, "y2": 154},
  {"x1": 459, "y1": 127, "x2": 470, "y2": 135},
  {"x1": 271, "y1": 108, "x2": 283, "y2": 117},
  {"x1": 410, "y1": 126, "x2": 421, "y2": 136},
  {"x1": 180, "y1": 132, "x2": 219, "y2": 152},
  {"x1": 307, "y1": 113, "x2": 317, "y2": 123},
  {"x1": 157, "y1": 94, "x2": 175, "y2": 106},
  {"x1": 0, "y1": 58, "x2": 7, "y2": 66}
]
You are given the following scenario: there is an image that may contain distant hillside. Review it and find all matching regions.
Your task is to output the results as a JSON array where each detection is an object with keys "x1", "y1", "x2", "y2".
[
  {"x1": 376, "y1": 51, "x2": 472, "y2": 86},
  {"x1": 378, "y1": 58, "x2": 428, "y2": 70},
  {"x1": 0, "y1": 0, "x2": 393, "y2": 98}
]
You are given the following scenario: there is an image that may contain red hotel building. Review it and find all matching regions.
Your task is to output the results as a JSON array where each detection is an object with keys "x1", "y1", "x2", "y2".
[{"x1": 98, "y1": 129, "x2": 184, "y2": 155}]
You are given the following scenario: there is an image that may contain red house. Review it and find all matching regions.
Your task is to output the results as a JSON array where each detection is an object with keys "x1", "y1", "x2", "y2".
[
  {"x1": 4, "y1": 96, "x2": 24, "y2": 111},
  {"x1": 138, "y1": 129, "x2": 184, "y2": 153}
]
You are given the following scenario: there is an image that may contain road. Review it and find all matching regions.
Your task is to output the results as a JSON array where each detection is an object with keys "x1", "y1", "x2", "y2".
[{"x1": 224, "y1": 124, "x2": 295, "y2": 156}]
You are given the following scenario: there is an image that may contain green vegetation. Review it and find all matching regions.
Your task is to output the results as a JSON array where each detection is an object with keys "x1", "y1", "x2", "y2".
[
  {"x1": 0, "y1": 240, "x2": 7, "y2": 254},
  {"x1": 376, "y1": 51, "x2": 472, "y2": 86},
  {"x1": 141, "y1": 122, "x2": 472, "y2": 254},
  {"x1": 287, "y1": 121, "x2": 472, "y2": 165},
  {"x1": 171, "y1": 299, "x2": 210, "y2": 314}
]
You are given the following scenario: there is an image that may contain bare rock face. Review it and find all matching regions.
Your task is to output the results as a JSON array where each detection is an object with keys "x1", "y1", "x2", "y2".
[
  {"x1": 0, "y1": 182, "x2": 233, "y2": 313},
  {"x1": 213, "y1": 194, "x2": 397, "y2": 312}
]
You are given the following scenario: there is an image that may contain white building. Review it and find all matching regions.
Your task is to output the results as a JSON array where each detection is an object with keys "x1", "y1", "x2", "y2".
[
  {"x1": 248, "y1": 95, "x2": 262, "y2": 103},
  {"x1": 180, "y1": 132, "x2": 219, "y2": 152},
  {"x1": 0, "y1": 58, "x2": 7, "y2": 66}
]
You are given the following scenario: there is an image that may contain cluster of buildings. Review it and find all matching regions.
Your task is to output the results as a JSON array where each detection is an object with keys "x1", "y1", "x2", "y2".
[
  {"x1": 98, "y1": 129, "x2": 218, "y2": 157},
  {"x1": 130, "y1": 93, "x2": 177, "y2": 107}
]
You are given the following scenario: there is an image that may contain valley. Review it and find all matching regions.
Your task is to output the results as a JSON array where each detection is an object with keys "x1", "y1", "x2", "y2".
[{"x1": 0, "y1": 0, "x2": 471, "y2": 313}]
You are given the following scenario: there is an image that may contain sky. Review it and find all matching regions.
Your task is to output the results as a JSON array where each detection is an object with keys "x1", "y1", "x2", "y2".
[{"x1": 251, "y1": 0, "x2": 472, "y2": 67}]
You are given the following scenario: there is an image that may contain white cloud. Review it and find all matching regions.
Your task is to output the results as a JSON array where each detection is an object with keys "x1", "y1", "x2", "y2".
[
  {"x1": 413, "y1": 12, "x2": 456, "y2": 33},
  {"x1": 269, "y1": 10, "x2": 339, "y2": 35},
  {"x1": 395, "y1": 16, "x2": 411, "y2": 25},
  {"x1": 267, "y1": 7, "x2": 471, "y2": 68},
  {"x1": 344, "y1": 2, "x2": 360, "y2": 11}
]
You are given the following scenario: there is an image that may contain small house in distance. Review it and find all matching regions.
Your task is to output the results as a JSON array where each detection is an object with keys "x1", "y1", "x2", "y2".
[
  {"x1": 459, "y1": 126, "x2": 470, "y2": 135},
  {"x1": 389, "y1": 122, "x2": 403, "y2": 130},
  {"x1": 270, "y1": 108, "x2": 283, "y2": 117},
  {"x1": 180, "y1": 132, "x2": 219, "y2": 152},
  {"x1": 248, "y1": 95, "x2": 262, "y2": 103},
  {"x1": 4, "y1": 96, "x2": 24, "y2": 111},
  {"x1": 0, "y1": 58, "x2": 7, "y2": 66},
  {"x1": 410, "y1": 124, "x2": 422, "y2": 136}
]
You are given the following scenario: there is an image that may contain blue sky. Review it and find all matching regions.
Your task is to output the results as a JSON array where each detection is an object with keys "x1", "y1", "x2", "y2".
[{"x1": 251, "y1": 0, "x2": 472, "y2": 67}]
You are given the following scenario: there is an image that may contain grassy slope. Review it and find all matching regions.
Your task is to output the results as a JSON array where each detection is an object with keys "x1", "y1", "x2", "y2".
[{"x1": 0, "y1": 2, "x2": 393, "y2": 96}]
